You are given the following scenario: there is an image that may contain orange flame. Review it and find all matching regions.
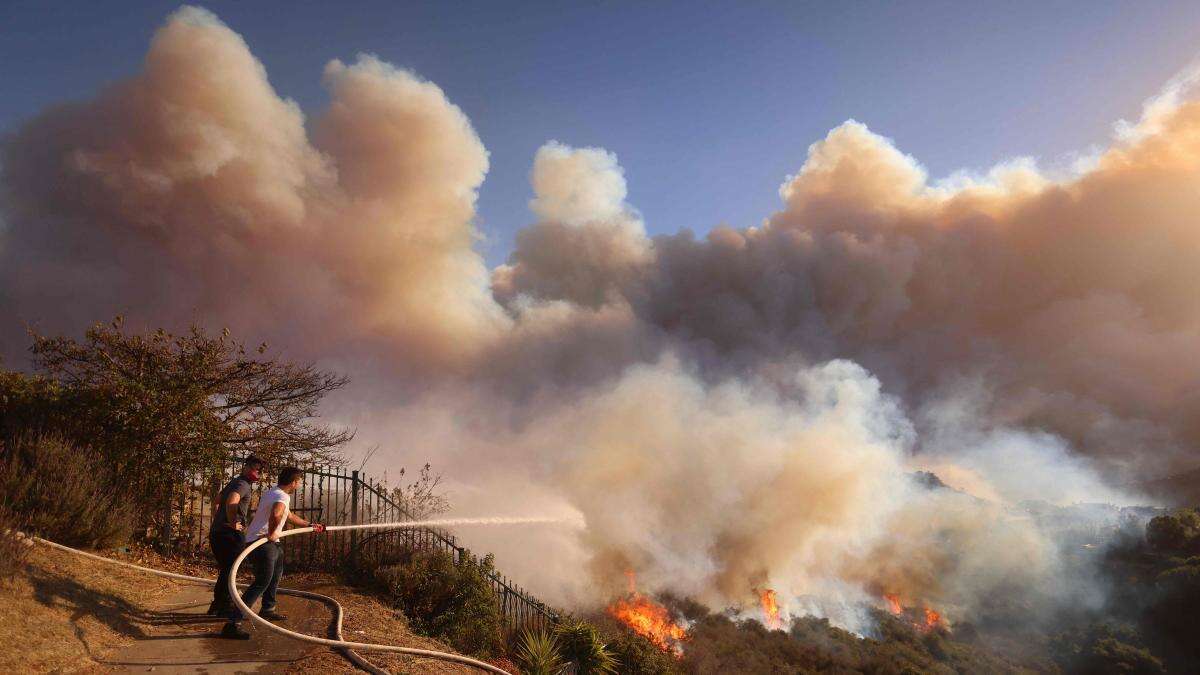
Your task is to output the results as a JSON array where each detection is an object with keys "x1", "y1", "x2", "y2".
[
  {"x1": 922, "y1": 606, "x2": 943, "y2": 631},
  {"x1": 609, "y1": 572, "x2": 687, "y2": 655},
  {"x1": 758, "y1": 588, "x2": 782, "y2": 630},
  {"x1": 883, "y1": 593, "x2": 903, "y2": 616},
  {"x1": 881, "y1": 593, "x2": 947, "y2": 633}
]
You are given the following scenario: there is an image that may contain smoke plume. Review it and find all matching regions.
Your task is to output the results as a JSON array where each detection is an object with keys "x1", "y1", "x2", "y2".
[{"x1": 3, "y1": 6, "x2": 1197, "y2": 626}]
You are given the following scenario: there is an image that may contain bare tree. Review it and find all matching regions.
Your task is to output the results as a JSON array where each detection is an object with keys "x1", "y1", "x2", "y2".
[{"x1": 390, "y1": 463, "x2": 450, "y2": 519}]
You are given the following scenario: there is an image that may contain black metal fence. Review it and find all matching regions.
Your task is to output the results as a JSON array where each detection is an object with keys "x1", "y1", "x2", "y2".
[{"x1": 163, "y1": 458, "x2": 559, "y2": 632}]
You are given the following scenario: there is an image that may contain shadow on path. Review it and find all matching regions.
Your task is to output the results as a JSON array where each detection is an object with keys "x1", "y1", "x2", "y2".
[
  {"x1": 56, "y1": 579, "x2": 336, "y2": 674},
  {"x1": 26, "y1": 566, "x2": 225, "y2": 662}
]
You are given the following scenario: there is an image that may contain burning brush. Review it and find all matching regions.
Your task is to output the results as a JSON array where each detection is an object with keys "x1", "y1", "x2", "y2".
[
  {"x1": 607, "y1": 572, "x2": 688, "y2": 655},
  {"x1": 757, "y1": 588, "x2": 783, "y2": 630},
  {"x1": 882, "y1": 593, "x2": 947, "y2": 633}
]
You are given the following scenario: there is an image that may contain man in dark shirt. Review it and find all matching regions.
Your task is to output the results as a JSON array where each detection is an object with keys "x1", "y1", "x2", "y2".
[{"x1": 209, "y1": 456, "x2": 265, "y2": 637}]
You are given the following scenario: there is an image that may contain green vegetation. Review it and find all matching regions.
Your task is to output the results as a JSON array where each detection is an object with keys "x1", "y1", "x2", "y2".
[
  {"x1": 1145, "y1": 509, "x2": 1200, "y2": 554},
  {"x1": 603, "y1": 629, "x2": 677, "y2": 674},
  {"x1": 367, "y1": 547, "x2": 505, "y2": 657},
  {"x1": 1104, "y1": 507, "x2": 1200, "y2": 671},
  {"x1": 513, "y1": 628, "x2": 565, "y2": 675},
  {"x1": 554, "y1": 619, "x2": 618, "y2": 674},
  {"x1": 1049, "y1": 623, "x2": 1164, "y2": 674}
]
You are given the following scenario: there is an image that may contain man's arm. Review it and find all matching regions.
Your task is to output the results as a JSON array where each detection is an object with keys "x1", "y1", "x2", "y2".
[
  {"x1": 224, "y1": 492, "x2": 244, "y2": 531},
  {"x1": 285, "y1": 510, "x2": 325, "y2": 533},
  {"x1": 267, "y1": 501, "x2": 286, "y2": 542}
]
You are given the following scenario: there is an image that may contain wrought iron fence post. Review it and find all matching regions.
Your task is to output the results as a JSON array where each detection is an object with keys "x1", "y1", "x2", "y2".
[
  {"x1": 160, "y1": 493, "x2": 173, "y2": 548},
  {"x1": 350, "y1": 470, "x2": 360, "y2": 567}
]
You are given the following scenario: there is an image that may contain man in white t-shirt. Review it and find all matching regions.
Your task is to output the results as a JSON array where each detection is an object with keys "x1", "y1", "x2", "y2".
[{"x1": 221, "y1": 466, "x2": 325, "y2": 639}]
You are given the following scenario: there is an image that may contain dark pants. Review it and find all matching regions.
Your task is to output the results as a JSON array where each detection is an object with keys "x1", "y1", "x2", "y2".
[
  {"x1": 233, "y1": 541, "x2": 284, "y2": 621},
  {"x1": 208, "y1": 527, "x2": 244, "y2": 613}
]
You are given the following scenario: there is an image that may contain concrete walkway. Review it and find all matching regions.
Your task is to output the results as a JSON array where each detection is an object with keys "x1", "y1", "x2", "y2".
[{"x1": 96, "y1": 582, "x2": 335, "y2": 674}]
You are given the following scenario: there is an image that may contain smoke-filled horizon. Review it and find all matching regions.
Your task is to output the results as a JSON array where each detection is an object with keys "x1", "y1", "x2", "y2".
[{"x1": 3, "y1": 6, "x2": 1198, "y2": 626}]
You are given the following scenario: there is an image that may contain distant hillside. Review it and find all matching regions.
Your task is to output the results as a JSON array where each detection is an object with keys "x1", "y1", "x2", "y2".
[{"x1": 1132, "y1": 466, "x2": 1200, "y2": 507}]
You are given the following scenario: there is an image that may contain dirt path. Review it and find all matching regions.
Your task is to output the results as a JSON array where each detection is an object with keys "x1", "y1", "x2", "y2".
[
  {"x1": 5, "y1": 546, "x2": 479, "y2": 674},
  {"x1": 93, "y1": 583, "x2": 336, "y2": 674}
]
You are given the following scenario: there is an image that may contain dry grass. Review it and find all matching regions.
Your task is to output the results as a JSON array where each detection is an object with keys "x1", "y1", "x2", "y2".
[
  {"x1": 0, "y1": 511, "x2": 31, "y2": 581},
  {"x1": 0, "y1": 542, "x2": 181, "y2": 673}
]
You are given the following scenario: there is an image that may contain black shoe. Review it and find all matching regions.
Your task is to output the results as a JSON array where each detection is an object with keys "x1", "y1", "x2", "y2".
[
  {"x1": 206, "y1": 601, "x2": 229, "y2": 616},
  {"x1": 220, "y1": 622, "x2": 251, "y2": 640},
  {"x1": 259, "y1": 609, "x2": 287, "y2": 621}
]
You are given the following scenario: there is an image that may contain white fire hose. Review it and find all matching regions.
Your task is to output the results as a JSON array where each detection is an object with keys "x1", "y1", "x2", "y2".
[
  {"x1": 32, "y1": 534, "x2": 395, "y2": 673},
  {"x1": 228, "y1": 521, "x2": 520, "y2": 675},
  {"x1": 32, "y1": 518, "x2": 560, "y2": 675}
]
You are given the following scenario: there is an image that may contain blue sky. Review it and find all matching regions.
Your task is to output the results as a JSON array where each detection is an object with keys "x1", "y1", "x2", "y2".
[{"x1": 4, "y1": 1, "x2": 1200, "y2": 266}]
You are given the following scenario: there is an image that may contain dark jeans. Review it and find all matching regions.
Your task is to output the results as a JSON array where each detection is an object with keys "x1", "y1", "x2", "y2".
[
  {"x1": 233, "y1": 541, "x2": 284, "y2": 621},
  {"x1": 208, "y1": 527, "x2": 244, "y2": 612}
]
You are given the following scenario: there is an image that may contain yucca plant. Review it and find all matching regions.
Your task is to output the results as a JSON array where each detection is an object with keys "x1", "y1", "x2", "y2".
[
  {"x1": 555, "y1": 620, "x2": 619, "y2": 674},
  {"x1": 514, "y1": 628, "x2": 566, "y2": 675}
]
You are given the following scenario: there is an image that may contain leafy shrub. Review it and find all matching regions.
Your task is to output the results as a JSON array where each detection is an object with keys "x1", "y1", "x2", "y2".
[
  {"x1": 1146, "y1": 509, "x2": 1200, "y2": 554},
  {"x1": 371, "y1": 547, "x2": 504, "y2": 657},
  {"x1": 555, "y1": 620, "x2": 618, "y2": 674},
  {"x1": 605, "y1": 629, "x2": 678, "y2": 674},
  {"x1": 513, "y1": 628, "x2": 565, "y2": 675},
  {"x1": 1050, "y1": 623, "x2": 1164, "y2": 674},
  {"x1": 0, "y1": 433, "x2": 133, "y2": 548},
  {"x1": 1138, "y1": 556, "x2": 1200, "y2": 666},
  {"x1": 577, "y1": 609, "x2": 679, "y2": 674}
]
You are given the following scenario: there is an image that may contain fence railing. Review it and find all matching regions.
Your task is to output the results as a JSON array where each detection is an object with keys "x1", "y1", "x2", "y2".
[{"x1": 163, "y1": 458, "x2": 559, "y2": 632}]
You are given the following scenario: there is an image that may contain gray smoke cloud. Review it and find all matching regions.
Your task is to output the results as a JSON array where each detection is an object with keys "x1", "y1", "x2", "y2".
[{"x1": 3, "y1": 5, "x2": 1193, "y2": 627}]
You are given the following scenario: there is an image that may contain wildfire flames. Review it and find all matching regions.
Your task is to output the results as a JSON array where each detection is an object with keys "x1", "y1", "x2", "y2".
[
  {"x1": 758, "y1": 588, "x2": 782, "y2": 630},
  {"x1": 608, "y1": 572, "x2": 688, "y2": 654},
  {"x1": 884, "y1": 593, "x2": 903, "y2": 616},
  {"x1": 882, "y1": 593, "x2": 946, "y2": 633},
  {"x1": 922, "y1": 607, "x2": 943, "y2": 631}
]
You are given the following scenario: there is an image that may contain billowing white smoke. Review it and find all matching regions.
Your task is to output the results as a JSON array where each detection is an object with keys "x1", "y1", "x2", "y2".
[
  {"x1": 2, "y1": 5, "x2": 1189, "y2": 624},
  {"x1": 493, "y1": 140, "x2": 653, "y2": 311},
  {"x1": 0, "y1": 6, "x2": 506, "y2": 374}
]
